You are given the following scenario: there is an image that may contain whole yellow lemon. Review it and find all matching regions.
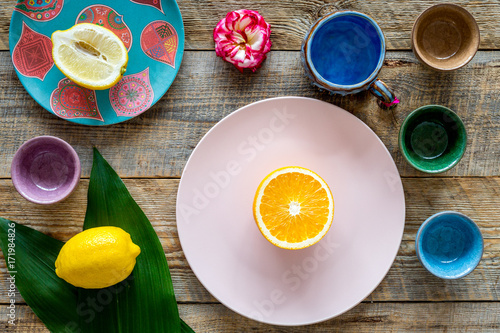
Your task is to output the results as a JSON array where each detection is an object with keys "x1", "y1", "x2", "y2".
[{"x1": 55, "y1": 226, "x2": 141, "y2": 289}]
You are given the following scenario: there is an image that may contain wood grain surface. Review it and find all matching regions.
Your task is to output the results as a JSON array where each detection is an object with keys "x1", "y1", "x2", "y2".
[
  {"x1": 1, "y1": 0, "x2": 500, "y2": 51},
  {"x1": 1, "y1": 0, "x2": 500, "y2": 331},
  {"x1": 1, "y1": 178, "x2": 500, "y2": 306},
  {"x1": 3, "y1": 302, "x2": 500, "y2": 333},
  {"x1": 0, "y1": 50, "x2": 499, "y2": 178}
]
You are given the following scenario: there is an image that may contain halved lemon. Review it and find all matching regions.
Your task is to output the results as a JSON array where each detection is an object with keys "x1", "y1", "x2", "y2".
[
  {"x1": 253, "y1": 166, "x2": 334, "y2": 250},
  {"x1": 51, "y1": 23, "x2": 128, "y2": 90}
]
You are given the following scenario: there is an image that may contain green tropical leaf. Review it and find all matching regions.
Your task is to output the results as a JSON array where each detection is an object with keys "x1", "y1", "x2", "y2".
[
  {"x1": 0, "y1": 218, "x2": 78, "y2": 332},
  {"x1": 181, "y1": 320, "x2": 196, "y2": 333},
  {"x1": 77, "y1": 148, "x2": 181, "y2": 332},
  {"x1": 0, "y1": 148, "x2": 194, "y2": 332}
]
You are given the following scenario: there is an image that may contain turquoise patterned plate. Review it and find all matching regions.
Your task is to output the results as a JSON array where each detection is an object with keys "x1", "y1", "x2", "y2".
[{"x1": 9, "y1": 0, "x2": 184, "y2": 126}]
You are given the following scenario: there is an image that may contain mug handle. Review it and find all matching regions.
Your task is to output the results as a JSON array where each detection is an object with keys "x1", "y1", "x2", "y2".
[{"x1": 369, "y1": 79, "x2": 399, "y2": 109}]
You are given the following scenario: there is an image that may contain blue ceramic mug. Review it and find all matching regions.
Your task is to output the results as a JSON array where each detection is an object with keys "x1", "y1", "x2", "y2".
[{"x1": 301, "y1": 11, "x2": 397, "y2": 107}]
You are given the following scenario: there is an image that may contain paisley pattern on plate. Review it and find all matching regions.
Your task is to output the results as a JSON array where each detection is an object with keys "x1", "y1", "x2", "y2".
[
  {"x1": 15, "y1": 0, "x2": 64, "y2": 22},
  {"x1": 130, "y1": 0, "x2": 163, "y2": 14},
  {"x1": 50, "y1": 78, "x2": 103, "y2": 121},
  {"x1": 140, "y1": 20, "x2": 178, "y2": 68},
  {"x1": 9, "y1": 0, "x2": 184, "y2": 125},
  {"x1": 109, "y1": 68, "x2": 154, "y2": 117},
  {"x1": 76, "y1": 5, "x2": 133, "y2": 50},
  {"x1": 12, "y1": 22, "x2": 54, "y2": 80}
]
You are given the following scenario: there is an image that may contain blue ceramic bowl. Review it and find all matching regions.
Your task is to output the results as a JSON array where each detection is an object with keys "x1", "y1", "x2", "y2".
[{"x1": 416, "y1": 211, "x2": 483, "y2": 279}]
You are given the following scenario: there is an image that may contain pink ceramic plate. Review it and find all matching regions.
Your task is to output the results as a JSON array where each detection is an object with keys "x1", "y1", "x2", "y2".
[{"x1": 176, "y1": 97, "x2": 405, "y2": 325}]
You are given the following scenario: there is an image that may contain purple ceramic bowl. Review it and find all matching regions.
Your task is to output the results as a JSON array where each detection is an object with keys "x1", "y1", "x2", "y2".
[{"x1": 11, "y1": 136, "x2": 81, "y2": 204}]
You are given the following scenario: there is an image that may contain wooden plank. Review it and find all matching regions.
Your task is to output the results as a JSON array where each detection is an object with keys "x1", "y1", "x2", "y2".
[
  {"x1": 2, "y1": 239, "x2": 499, "y2": 304},
  {"x1": 178, "y1": 302, "x2": 500, "y2": 332},
  {"x1": 180, "y1": 0, "x2": 500, "y2": 51},
  {"x1": 0, "y1": 178, "x2": 499, "y2": 304},
  {"x1": 1, "y1": 178, "x2": 498, "y2": 241},
  {"x1": 2, "y1": 302, "x2": 500, "y2": 332},
  {"x1": 0, "y1": 50, "x2": 499, "y2": 178},
  {"x1": 1, "y1": 0, "x2": 500, "y2": 51},
  {"x1": 0, "y1": 2, "x2": 10, "y2": 51}
]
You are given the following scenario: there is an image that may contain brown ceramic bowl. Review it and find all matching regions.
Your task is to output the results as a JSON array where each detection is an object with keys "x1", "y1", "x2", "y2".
[{"x1": 412, "y1": 4, "x2": 480, "y2": 71}]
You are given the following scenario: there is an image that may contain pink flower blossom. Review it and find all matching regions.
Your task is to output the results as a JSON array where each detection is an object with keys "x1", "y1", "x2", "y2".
[{"x1": 214, "y1": 9, "x2": 272, "y2": 72}]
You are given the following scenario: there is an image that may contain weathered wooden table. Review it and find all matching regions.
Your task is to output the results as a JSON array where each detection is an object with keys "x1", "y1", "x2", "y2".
[{"x1": 1, "y1": 0, "x2": 500, "y2": 331}]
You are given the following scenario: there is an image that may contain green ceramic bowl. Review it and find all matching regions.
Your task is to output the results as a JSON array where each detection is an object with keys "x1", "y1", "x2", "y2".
[{"x1": 399, "y1": 105, "x2": 467, "y2": 173}]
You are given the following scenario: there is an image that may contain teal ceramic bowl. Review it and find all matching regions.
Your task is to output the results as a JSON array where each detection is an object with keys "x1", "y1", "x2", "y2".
[{"x1": 399, "y1": 105, "x2": 467, "y2": 173}]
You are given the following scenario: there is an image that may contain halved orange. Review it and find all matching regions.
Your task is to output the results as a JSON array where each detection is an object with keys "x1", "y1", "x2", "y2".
[{"x1": 253, "y1": 166, "x2": 334, "y2": 250}]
